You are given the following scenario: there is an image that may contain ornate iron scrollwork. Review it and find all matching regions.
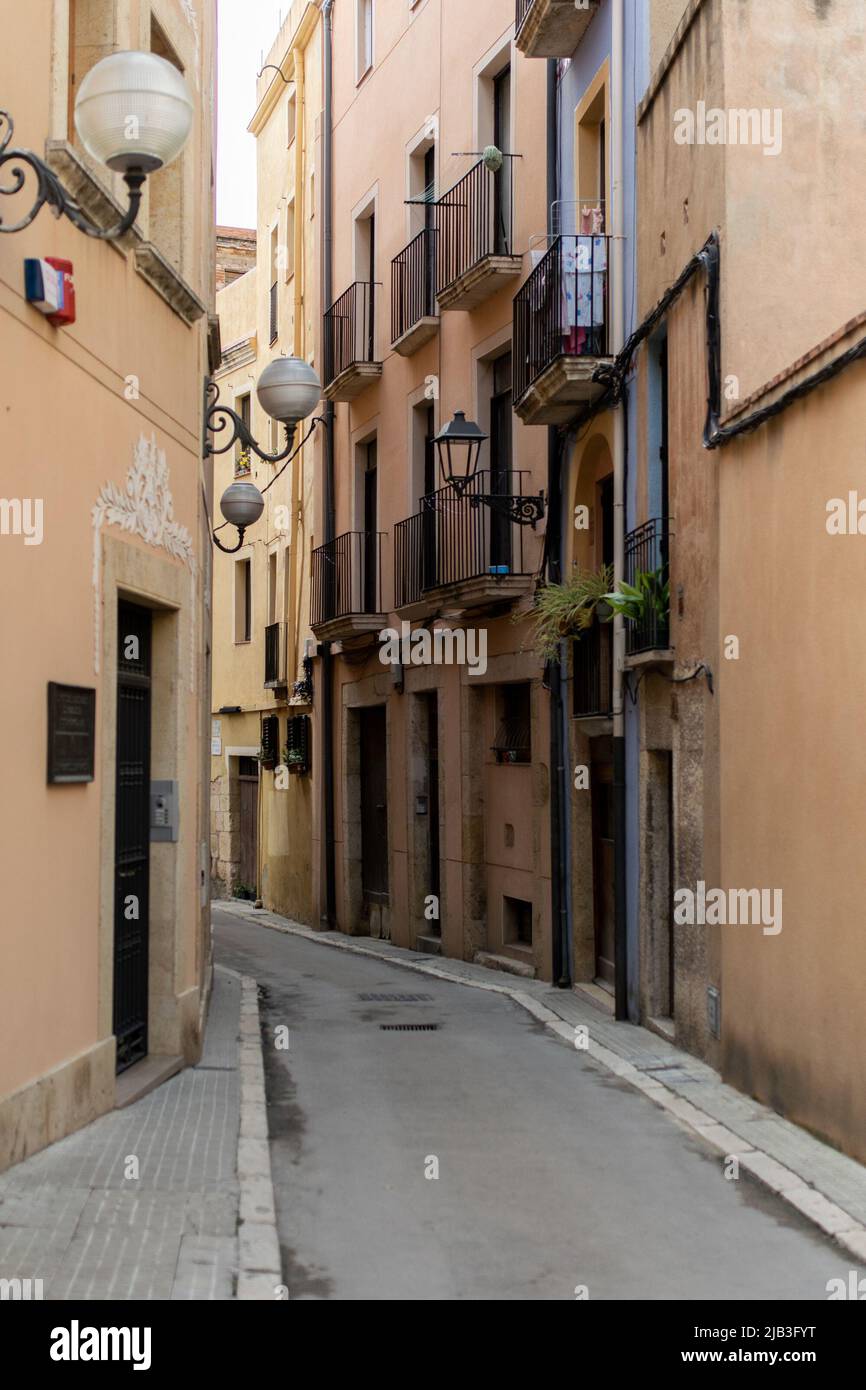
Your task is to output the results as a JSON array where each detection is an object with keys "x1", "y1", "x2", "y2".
[
  {"x1": 470, "y1": 490, "x2": 546, "y2": 529},
  {"x1": 0, "y1": 111, "x2": 145, "y2": 239},
  {"x1": 204, "y1": 380, "x2": 298, "y2": 464}
]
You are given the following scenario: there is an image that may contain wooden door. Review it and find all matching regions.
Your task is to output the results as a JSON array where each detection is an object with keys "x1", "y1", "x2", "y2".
[
  {"x1": 238, "y1": 757, "x2": 259, "y2": 896},
  {"x1": 591, "y1": 742, "x2": 615, "y2": 988},
  {"x1": 114, "y1": 602, "x2": 152, "y2": 1073},
  {"x1": 360, "y1": 706, "x2": 388, "y2": 902}
]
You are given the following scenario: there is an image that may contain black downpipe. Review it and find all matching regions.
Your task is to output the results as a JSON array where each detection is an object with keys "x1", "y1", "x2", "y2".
[
  {"x1": 546, "y1": 59, "x2": 571, "y2": 988},
  {"x1": 321, "y1": 0, "x2": 336, "y2": 927},
  {"x1": 614, "y1": 375, "x2": 631, "y2": 1021}
]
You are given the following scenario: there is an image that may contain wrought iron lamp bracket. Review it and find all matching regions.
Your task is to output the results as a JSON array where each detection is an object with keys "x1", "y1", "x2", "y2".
[
  {"x1": 469, "y1": 490, "x2": 546, "y2": 529},
  {"x1": 212, "y1": 525, "x2": 248, "y2": 555},
  {"x1": 0, "y1": 111, "x2": 144, "y2": 239},
  {"x1": 204, "y1": 381, "x2": 298, "y2": 464}
]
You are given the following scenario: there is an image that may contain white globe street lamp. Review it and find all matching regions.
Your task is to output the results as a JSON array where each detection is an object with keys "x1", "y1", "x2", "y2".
[
  {"x1": 0, "y1": 50, "x2": 194, "y2": 238},
  {"x1": 74, "y1": 50, "x2": 194, "y2": 174},
  {"x1": 207, "y1": 359, "x2": 324, "y2": 552}
]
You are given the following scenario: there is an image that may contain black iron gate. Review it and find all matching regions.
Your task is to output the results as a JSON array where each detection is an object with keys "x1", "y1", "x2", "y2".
[{"x1": 113, "y1": 601, "x2": 152, "y2": 1074}]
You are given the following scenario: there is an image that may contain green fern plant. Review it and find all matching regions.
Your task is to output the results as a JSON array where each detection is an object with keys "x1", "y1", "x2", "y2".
[{"x1": 527, "y1": 565, "x2": 614, "y2": 661}]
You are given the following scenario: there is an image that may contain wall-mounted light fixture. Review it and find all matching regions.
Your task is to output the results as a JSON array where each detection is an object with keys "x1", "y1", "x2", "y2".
[
  {"x1": 205, "y1": 357, "x2": 324, "y2": 553},
  {"x1": 433, "y1": 411, "x2": 546, "y2": 527},
  {"x1": 0, "y1": 52, "x2": 193, "y2": 239}
]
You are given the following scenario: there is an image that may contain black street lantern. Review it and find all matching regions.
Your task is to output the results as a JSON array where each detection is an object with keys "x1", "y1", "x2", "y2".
[
  {"x1": 433, "y1": 411, "x2": 488, "y2": 496},
  {"x1": 433, "y1": 409, "x2": 546, "y2": 528}
]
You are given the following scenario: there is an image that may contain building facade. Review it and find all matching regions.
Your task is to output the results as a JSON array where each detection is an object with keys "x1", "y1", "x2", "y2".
[
  {"x1": 215, "y1": 225, "x2": 256, "y2": 290},
  {"x1": 636, "y1": 0, "x2": 866, "y2": 1159},
  {"x1": 310, "y1": 0, "x2": 553, "y2": 975},
  {"x1": 517, "y1": 0, "x2": 866, "y2": 1161},
  {"x1": 210, "y1": 0, "x2": 323, "y2": 925},
  {"x1": 0, "y1": 0, "x2": 217, "y2": 1170}
]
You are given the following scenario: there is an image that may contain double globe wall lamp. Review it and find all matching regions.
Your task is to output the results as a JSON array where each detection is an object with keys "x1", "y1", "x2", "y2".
[
  {"x1": 206, "y1": 358, "x2": 324, "y2": 554},
  {"x1": 433, "y1": 411, "x2": 546, "y2": 527},
  {"x1": 0, "y1": 51, "x2": 193, "y2": 237}
]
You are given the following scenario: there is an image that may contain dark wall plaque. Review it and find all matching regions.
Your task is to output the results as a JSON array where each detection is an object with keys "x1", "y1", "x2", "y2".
[{"x1": 47, "y1": 683, "x2": 96, "y2": 784}]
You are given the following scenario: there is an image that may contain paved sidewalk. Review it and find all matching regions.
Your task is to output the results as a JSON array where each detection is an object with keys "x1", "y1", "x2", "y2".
[
  {"x1": 218, "y1": 899, "x2": 866, "y2": 1264},
  {"x1": 0, "y1": 967, "x2": 245, "y2": 1300}
]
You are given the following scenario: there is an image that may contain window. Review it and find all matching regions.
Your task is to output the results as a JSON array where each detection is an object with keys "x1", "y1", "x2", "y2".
[
  {"x1": 489, "y1": 351, "x2": 513, "y2": 570},
  {"x1": 268, "y1": 551, "x2": 278, "y2": 625},
  {"x1": 493, "y1": 683, "x2": 531, "y2": 764},
  {"x1": 269, "y1": 223, "x2": 279, "y2": 342},
  {"x1": 363, "y1": 439, "x2": 378, "y2": 613},
  {"x1": 148, "y1": 18, "x2": 186, "y2": 269},
  {"x1": 285, "y1": 716, "x2": 311, "y2": 775},
  {"x1": 285, "y1": 199, "x2": 295, "y2": 280},
  {"x1": 68, "y1": 1, "x2": 116, "y2": 143},
  {"x1": 286, "y1": 91, "x2": 297, "y2": 147},
  {"x1": 504, "y1": 896, "x2": 533, "y2": 947},
  {"x1": 236, "y1": 394, "x2": 251, "y2": 474},
  {"x1": 356, "y1": 0, "x2": 373, "y2": 81},
  {"x1": 235, "y1": 558, "x2": 252, "y2": 643},
  {"x1": 575, "y1": 63, "x2": 610, "y2": 233}
]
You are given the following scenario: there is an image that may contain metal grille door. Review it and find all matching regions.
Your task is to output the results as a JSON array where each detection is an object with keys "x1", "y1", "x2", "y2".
[{"x1": 113, "y1": 602, "x2": 152, "y2": 1073}]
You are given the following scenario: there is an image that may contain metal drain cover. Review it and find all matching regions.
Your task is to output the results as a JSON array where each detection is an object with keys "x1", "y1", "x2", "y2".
[
  {"x1": 379, "y1": 1023, "x2": 440, "y2": 1031},
  {"x1": 359, "y1": 992, "x2": 434, "y2": 1002}
]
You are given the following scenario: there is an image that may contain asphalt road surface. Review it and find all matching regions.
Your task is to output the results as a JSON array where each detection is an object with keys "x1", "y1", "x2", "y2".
[{"x1": 213, "y1": 906, "x2": 858, "y2": 1302}]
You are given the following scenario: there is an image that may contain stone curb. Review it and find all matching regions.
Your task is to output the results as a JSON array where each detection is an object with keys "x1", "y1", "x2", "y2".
[
  {"x1": 217, "y1": 903, "x2": 866, "y2": 1264},
  {"x1": 235, "y1": 974, "x2": 283, "y2": 1301}
]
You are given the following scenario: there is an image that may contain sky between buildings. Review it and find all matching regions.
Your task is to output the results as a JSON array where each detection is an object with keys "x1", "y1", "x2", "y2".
[{"x1": 217, "y1": 0, "x2": 287, "y2": 228}]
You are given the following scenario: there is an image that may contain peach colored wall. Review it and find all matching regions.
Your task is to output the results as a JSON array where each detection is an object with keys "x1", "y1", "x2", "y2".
[
  {"x1": 0, "y1": 0, "x2": 215, "y2": 1111},
  {"x1": 319, "y1": 0, "x2": 550, "y2": 967},
  {"x1": 636, "y1": 0, "x2": 866, "y2": 1151}
]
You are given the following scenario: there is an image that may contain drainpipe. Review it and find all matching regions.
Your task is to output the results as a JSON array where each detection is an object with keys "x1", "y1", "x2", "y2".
[
  {"x1": 285, "y1": 39, "x2": 307, "y2": 675},
  {"x1": 321, "y1": 0, "x2": 337, "y2": 927},
  {"x1": 546, "y1": 59, "x2": 570, "y2": 987},
  {"x1": 611, "y1": 0, "x2": 628, "y2": 1020}
]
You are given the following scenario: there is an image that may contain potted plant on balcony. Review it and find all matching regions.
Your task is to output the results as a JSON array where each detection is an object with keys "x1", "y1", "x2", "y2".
[
  {"x1": 235, "y1": 447, "x2": 251, "y2": 478},
  {"x1": 602, "y1": 567, "x2": 670, "y2": 628},
  {"x1": 526, "y1": 564, "x2": 613, "y2": 661}
]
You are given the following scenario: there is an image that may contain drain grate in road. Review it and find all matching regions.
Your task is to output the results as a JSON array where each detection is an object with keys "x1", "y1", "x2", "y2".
[
  {"x1": 379, "y1": 1023, "x2": 440, "y2": 1031},
  {"x1": 359, "y1": 992, "x2": 434, "y2": 1002}
]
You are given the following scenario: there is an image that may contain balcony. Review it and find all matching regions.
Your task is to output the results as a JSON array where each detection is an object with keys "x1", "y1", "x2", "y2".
[
  {"x1": 310, "y1": 531, "x2": 386, "y2": 643},
  {"x1": 515, "y1": 0, "x2": 600, "y2": 59},
  {"x1": 623, "y1": 517, "x2": 672, "y2": 663},
  {"x1": 323, "y1": 282, "x2": 382, "y2": 401},
  {"x1": 391, "y1": 227, "x2": 439, "y2": 356},
  {"x1": 394, "y1": 470, "x2": 535, "y2": 620},
  {"x1": 573, "y1": 619, "x2": 613, "y2": 724},
  {"x1": 514, "y1": 234, "x2": 612, "y2": 425},
  {"x1": 434, "y1": 159, "x2": 521, "y2": 312}
]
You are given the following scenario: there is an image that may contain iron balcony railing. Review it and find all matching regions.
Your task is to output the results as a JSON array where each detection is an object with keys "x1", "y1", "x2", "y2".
[
  {"x1": 323, "y1": 281, "x2": 377, "y2": 387},
  {"x1": 391, "y1": 227, "x2": 437, "y2": 343},
  {"x1": 516, "y1": 0, "x2": 533, "y2": 31},
  {"x1": 624, "y1": 516, "x2": 670, "y2": 655},
  {"x1": 435, "y1": 157, "x2": 516, "y2": 294},
  {"x1": 264, "y1": 621, "x2": 285, "y2": 685},
  {"x1": 269, "y1": 280, "x2": 278, "y2": 343},
  {"x1": 311, "y1": 531, "x2": 384, "y2": 626},
  {"x1": 394, "y1": 469, "x2": 532, "y2": 608},
  {"x1": 573, "y1": 620, "x2": 614, "y2": 719},
  {"x1": 513, "y1": 233, "x2": 610, "y2": 405}
]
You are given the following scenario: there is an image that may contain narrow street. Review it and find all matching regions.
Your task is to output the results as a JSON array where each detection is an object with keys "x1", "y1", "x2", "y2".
[{"x1": 213, "y1": 907, "x2": 855, "y2": 1302}]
